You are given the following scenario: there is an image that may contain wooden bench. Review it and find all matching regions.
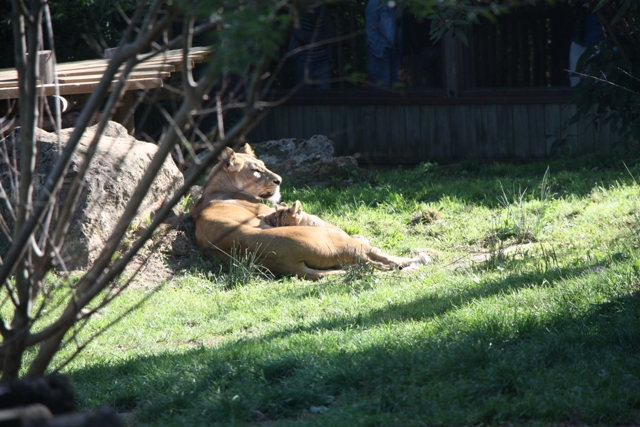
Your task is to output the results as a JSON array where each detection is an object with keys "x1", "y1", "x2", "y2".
[{"x1": 0, "y1": 47, "x2": 211, "y2": 132}]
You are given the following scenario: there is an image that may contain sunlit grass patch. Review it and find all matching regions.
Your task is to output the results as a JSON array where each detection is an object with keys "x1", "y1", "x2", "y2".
[{"x1": 54, "y1": 157, "x2": 640, "y2": 426}]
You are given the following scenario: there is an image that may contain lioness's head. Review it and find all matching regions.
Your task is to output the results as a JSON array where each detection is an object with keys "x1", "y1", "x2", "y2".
[{"x1": 218, "y1": 144, "x2": 282, "y2": 203}]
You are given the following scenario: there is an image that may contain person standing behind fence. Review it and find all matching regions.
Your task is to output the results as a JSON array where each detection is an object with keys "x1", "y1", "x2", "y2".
[
  {"x1": 366, "y1": 0, "x2": 402, "y2": 88},
  {"x1": 288, "y1": 6, "x2": 335, "y2": 90},
  {"x1": 569, "y1": 2, "x2": 605, "y2": 87}
]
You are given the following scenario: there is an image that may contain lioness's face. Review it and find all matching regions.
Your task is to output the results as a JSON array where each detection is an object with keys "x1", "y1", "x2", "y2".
[{"x1": 220, "y1": 145, "x2": 282, "y2": 203}]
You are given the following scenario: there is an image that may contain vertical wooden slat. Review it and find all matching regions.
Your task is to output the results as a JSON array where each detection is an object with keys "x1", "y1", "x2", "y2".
[
  {"x1": 359, "y1": 105, "x2": 376, "y2": 164},
  {"x1": 267, "y1": 106, "x2": 280, "y2": 141},
  {"x1": 513, "y1": 105, "x2": 530, "y2": 159},
  {"x1": 330, "y1": 105, "x2": 347, "y2": 152},
  {"x1": 433, "y1": 105, "x2": 451, "y2": 162},
  {"x1": 306, "y1": 105, "x2": 316, "y2": 138},
  {"x1": 427, "y1": 105, "x2": 439, "y2": 161},
  {"x1": 560, "y1": 103, "x2": 578, "y2": 156},
  {"x1": 480, "y1": 105, "x2": 498, "y2": 159},
  {"x1": 291, "y1": 105, "x2": 302, "y2": 138},
  {"x1": 527, "y1": 105, "x2": 546, "y2": 158},
  {"x1": 312, "y1": 105, "x2": 324, "y2": 141},
  {"x1": 369, "y1": 105, "x2": 382, "y2": 160},
  {"x1": 252, "y1": 110, "x2": 268, "y2": 142},
  {"x1": 584, "y1": 104, "x2": 598, "y2": 154},
  {"x1": 282, "y1": 105, "x2": 294, "y2": 138},
  {"x1": 450, "y1": 105, "x2": 468, "y2": 160},
  {"x1": 248, "y1": 114, "x2": 264, "y2": 142},
  {"x1": 416, "y1": 105, "x2": 437, "y2": 162},
  {"x1": 544, "y1": 104, "x2": 562, "y2": 156},
  {"x1": 320, "y1": 104, "x2": 332, "y2": 139},
  {"x1": 311, "y1": 104, "x2": 321, "y2": 138},
  {"x1": 465, "y1": 105, "x2": 478, "y2": 159},
  {"x1": 301, "y1": 105, "x2": 313, "y2": 138},
  {"x1": 378, "y1": 103, "x2": 390, "y2": 161},
  {"x1": 380, "y1": 104, "x2": 394, "y2": 162},
  {"x1": 293, "y1": 105, "x2": 303, "y2": 137},
  {"x1": 277, "y1": 106, "x2": 289, "y2": 139},
  {"x1": 345, "y1": 105, "x2": 358, "y2": 156},
  {"x1": 404, "y1": 105, "x2": 423, "y2": 162},
  {"x1": 269, "y1": 107, "x2": 281, "y2": 141},
  {"x1": 390, "y1": 105, "x2": 408, "y2": 162},
  {"x1": 496, "y1": 104, "x2": 514, "y2": 159}
]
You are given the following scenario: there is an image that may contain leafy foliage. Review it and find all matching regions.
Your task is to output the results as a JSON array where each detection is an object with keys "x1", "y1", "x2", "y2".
[
  {"x1": 183, "y1": 0, "x2": 293, "y2": 76},
  {"x1": 0, "y1": 0, "x2": 300, "y2": 380},
  {"x1": 407, "y1": 0, "x2": 560, "y2": 46},
  {"x1": 572, "y1": 0, "x2": 640, "y2": 140}
]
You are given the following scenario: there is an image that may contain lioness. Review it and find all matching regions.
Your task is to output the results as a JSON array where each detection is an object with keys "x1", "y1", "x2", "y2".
[
  {"x1": 190, "y1": 144, "x2": 430, "y2": 280},
  {"x1": 258, "y1": 200, "x2": 343, "y2": 232}
]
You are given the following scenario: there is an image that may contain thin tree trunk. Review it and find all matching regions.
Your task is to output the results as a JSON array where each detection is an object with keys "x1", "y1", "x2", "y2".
[{"x1": 3, "y1": 0, "x2": 44, "y2": 381}]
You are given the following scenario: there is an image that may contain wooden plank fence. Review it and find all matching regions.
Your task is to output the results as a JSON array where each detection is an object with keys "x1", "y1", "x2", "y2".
[{"x1": 249, "y1": 103, "x2": 621, "y2": 164}]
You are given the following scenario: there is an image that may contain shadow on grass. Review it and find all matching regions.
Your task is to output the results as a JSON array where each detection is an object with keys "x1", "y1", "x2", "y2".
[
  {"x1": 273, "y1": 261, "x2": 609, "y2": 333},
  {"x1": 69, "y1": 259, "x2": 640, "y2": 426}
]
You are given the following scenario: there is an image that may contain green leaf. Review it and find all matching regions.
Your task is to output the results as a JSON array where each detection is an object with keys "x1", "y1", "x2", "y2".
[
  {"x1": 453, "y1": 27, "x2": 469, "y2": 46},
  {"x1": 593, "y1": 0, "x2": 608, "y2": 12}
]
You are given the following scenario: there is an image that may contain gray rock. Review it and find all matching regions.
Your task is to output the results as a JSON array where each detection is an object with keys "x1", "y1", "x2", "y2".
[
  {"x1": 0, "y1": 121, "x2": 183, "y2": 268},
  {"x1": 254, "y1": 135, "x2": 335, "y2": 172},
  {"x1": 252, "y1": 135, "x2": 374, "y2": 186}
]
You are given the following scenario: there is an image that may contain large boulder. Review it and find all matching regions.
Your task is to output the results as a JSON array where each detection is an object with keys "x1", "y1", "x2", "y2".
[
  {"x1": 252, "y1": 135, "x2": 374, "y2": 186},
  {"x1": 253, "y1": 135, "x2": 335, "y2": 172},
  {"x1": 0, "y1": 121, "x2": 183, "y2": 268}
]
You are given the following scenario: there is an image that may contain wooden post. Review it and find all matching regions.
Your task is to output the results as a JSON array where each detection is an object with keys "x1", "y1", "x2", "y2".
[
  {"x1": 38, "y1": 50, "x2": 54, "y2": 84},
  {"x1": 26, "y1": 50, "x2": 53, "y2": 84},
  {"x1": 103, "y1": 48, "x2": 117, "y2": 59},
  {"x1": 111, "y1": 92, "x2": 136, "y2": 134}
]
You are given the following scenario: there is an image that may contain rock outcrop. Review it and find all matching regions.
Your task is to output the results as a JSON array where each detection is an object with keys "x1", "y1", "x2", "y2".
[
  {"x1": 252, "y1": 135, "x2": 374, "y2": 186},
  {"x1": 0, "y1": 121, "x2": 183, "y2": 267}
]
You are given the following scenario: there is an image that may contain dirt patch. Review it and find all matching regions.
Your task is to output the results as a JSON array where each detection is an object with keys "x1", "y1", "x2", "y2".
[
  {"x1": 446, "y1": 242, "x2": 538, "y2": 271},
  {"x1": 123, "y1": 216, "x2": 204, "y2": 287},
  {"x1": 66, "y1": 214, "x2": 206, "y2": 290}
]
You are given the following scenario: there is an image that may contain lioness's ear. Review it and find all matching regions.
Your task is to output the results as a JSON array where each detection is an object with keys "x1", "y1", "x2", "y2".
[
  {"x1": 219, "y1": 147, "x2": 234, "y2": 163},
  {"x1": 239, "y1": 143, "x2": 256, "y2": 158},
  {"x1": 219, "y1": 147, "x2": 242, "y2": 172}
]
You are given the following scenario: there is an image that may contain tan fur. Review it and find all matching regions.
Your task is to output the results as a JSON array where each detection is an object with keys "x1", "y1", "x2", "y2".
[
  {"x1": 190, "y1": 145, "x2": 431, "y2": 280},
  {"x1": 257, "y1": 200, "x2": 343, "y2": 232}
]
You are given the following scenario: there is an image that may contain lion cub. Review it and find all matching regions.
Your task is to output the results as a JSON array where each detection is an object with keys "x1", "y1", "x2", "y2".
[
  {"x1": 258, "y1": 200, "x2": 335, "y2": 229},
  {"x1": 258, "y1": 200, "x2": 370, "y2": 244}
]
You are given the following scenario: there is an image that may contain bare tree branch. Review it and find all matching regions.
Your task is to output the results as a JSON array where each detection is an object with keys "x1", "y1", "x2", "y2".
[
  {"x1": 2, "y1": 0, "x2": 293, "y2": 380},
  {"x1": 23, "y1": 53, "x2": 269, "y2": 356},
  {"x1": 0, "y1": 2, "x2": 174, "y2": 290},
  {"x1": 182, "y1": 15, "x2": 197, "y2": 92},
  {"x1": 12, "y1": 0, "x2": 34, "y2": 25},
  {"x1": 2, "y1": 0, "x2": 46, "y2": 381},
  {"x1": 25, "y1": 55, "x2": 221, "y2": 377}
]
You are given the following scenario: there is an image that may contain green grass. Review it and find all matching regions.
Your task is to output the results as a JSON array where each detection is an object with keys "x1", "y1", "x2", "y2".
[{"x1": 41, "y1": 157, "x2": 640, "y2": 425}]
